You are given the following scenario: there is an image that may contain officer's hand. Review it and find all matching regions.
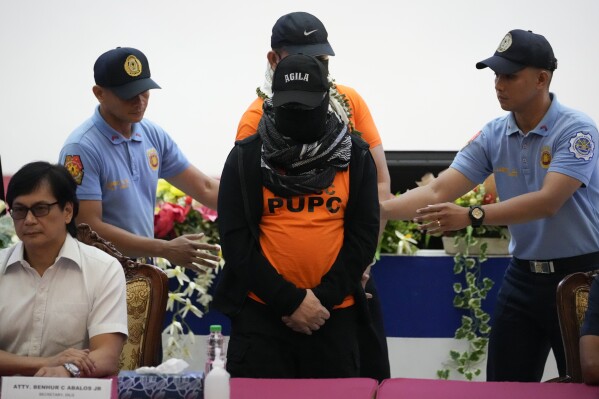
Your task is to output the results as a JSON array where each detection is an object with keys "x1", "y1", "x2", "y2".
[{"x1": 164, "y1": 234, "x2": 221, "y2": 272}]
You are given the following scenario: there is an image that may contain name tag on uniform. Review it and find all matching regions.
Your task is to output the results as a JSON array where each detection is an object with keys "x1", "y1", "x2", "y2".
[{"x1": 1, "y1": 376, "x2": 112, "y2": 399}]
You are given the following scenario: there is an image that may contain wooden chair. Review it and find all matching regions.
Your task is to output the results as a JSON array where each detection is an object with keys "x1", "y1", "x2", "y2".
[
  {"x1": 554, "y1": 269, "x2": 599, "y2": 383},
  {"x1": 76, "y1": 223, "x2": 168, "y2": 370}
]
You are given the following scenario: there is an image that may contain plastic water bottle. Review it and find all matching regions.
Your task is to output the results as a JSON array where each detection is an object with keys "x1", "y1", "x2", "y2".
[
  {"x1": 205, "y1": 324, "x2": 225, "y2": 374},
  {"x1": 204, "y1": 347, "x2": 230, "y2": 399}
]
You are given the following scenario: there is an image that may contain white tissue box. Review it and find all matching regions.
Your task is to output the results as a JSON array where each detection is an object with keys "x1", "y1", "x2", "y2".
[{"x1": 117, "y1": 370, "x2": 204, "y2": 399}]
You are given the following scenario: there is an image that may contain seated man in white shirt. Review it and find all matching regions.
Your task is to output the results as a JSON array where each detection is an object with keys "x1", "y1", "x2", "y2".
[{"x1": 0, "y1": 161, "x2": 128, "y2": 378}]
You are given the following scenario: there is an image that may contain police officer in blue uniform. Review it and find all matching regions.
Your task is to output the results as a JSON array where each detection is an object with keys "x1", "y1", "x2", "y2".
[
  {"x1": 60, "y1": 47, "x2": 221, "y2": 270},
  {"x1": 381, "y1": 29, "x2": 599, "y2": 382}
]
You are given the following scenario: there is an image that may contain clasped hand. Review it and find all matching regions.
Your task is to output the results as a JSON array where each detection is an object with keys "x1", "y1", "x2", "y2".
[
  {"x1": 35, "y1": 348, "x2": 95, "y2": 377},
  {"x1": 282, "y1": 289, "x2": 330, "y2": 335}
]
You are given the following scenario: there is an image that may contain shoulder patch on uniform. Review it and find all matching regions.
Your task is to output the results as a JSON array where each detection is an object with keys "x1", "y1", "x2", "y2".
[
  {"x1": 64, "y1": 155, "x2": 84, "y2": 185},
  {"x1": 461, "y1": 130, "x2": 482, "y2": 151},
  {"x1": 468, "y1": 130, "x2": 482, "y2": 143},
  {"x1": 569, "y1": 132, "x2": 594, "y2": 161}
]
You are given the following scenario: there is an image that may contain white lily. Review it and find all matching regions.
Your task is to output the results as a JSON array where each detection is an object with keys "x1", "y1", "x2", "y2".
[
  {"x1": 165, "y1": 266, "x2": 190, "y2": 286},
  {"x1": 166, "y1": 292, "x2": 187, "y2": 311},
  {"x1": 395, "y1": 231, "x2": 419, "y2": 255},
  {"x1": 187, "y1": 331, "x2": 196, "y2": 344},
  {"x1": 154, "y1": 257, "x2": 171, "y2": 271},
  {"x1": 182, "y1": 281, "x2": 198, "y2": 297},
  {"x1": 197, "y1": 293, "x2": 213, "y2": 308},
  {"x1": 180, "y1": 298, "x2": 204, "y2": 319}
]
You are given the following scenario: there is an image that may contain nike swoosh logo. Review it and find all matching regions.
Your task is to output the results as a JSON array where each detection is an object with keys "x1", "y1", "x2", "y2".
[{"x1": 304, "y1": 29, "x2": 318, "y2": 36}]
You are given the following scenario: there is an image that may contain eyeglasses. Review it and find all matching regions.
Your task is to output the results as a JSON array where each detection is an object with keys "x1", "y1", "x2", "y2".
[{"x1": 10, "y1": 202, "x2": 59, "y2": 220}]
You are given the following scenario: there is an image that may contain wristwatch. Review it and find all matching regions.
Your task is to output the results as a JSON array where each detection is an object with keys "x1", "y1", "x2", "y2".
[
  {"x1": 63, "y1": 362, "x2": 80, "y2": 378},
  {"x1": 469, "y1": 205, "x2": 485, "y2": 227}
]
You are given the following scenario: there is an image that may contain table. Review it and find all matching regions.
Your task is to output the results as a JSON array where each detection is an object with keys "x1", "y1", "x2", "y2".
[
  {"x1": 231, "y1": 378, "x2": 378, "y2": 399},
  {"x1": 377, "y1": 378, "x2": 599, "y2": 399}
]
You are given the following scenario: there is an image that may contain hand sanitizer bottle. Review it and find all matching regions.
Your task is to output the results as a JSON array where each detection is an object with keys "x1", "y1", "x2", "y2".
[{"x1": 204, "y1": 347, "x2": 230, "y2": 399}]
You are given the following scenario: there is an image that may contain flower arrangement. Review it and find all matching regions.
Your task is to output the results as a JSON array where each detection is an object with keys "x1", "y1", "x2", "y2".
[
  {"x1": 153, "y1": 179, "x2": 222, "y2": 359},
  {"x1": 154, "y1": 179, "x2": 219, "y2": 244},
  {"x1": 379, "y1": 175, "x2": 509, "y2": 256},
  {"x1": 0, "y1": 201, "x2": 18, "y2": 249},
  {"x1": 445, "y1": 176, "x2": 509, "y2": 241},
  {"x1": 378, "y1": 216, "x2": 424, "y2": 255}
]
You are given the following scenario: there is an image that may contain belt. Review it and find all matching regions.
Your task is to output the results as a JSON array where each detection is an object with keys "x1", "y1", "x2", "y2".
[{"x1": 513, "y1": 251, "x2": 599, "y2": 274}]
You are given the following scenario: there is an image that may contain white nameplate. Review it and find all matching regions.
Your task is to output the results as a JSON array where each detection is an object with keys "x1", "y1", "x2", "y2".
[{"x1": 1, "y1": 376, "x2": 112, "y2": 399}]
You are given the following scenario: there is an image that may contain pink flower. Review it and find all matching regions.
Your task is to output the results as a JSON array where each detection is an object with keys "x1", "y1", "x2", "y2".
[
  {"x1": 197, "y1": 205, "x2": 218, "y2": 222},
  {"x1": 154, "y1": 202, "x2": 189, "y2": 238}
]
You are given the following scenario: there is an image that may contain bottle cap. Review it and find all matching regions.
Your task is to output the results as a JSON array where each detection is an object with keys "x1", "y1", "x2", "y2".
[{"x1": 210, "y1": 325, "x2": 222, "y2": 333}]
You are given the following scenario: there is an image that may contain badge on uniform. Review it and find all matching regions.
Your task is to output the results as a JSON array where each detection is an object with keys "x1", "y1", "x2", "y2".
[
  {"x1": 569, "y1": 132, "x2": 594, "y2": 161},
  {"x1": 64, "y1": 154, "x2": 84, "y2": 185}
]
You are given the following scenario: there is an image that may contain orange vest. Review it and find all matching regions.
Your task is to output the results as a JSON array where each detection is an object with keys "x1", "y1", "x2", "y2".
[{"x1": 248, "y1": 169, "x2": 354, "y2": 309}]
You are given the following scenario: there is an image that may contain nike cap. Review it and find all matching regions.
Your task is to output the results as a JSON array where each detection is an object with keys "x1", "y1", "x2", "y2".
[
  {"x1": 476, "y1": 29, "x2": 557, "y2": 74},
  {"x1": 271, "y1": 12, "x2": 335, "y2": 56},
  {"x1": 94, "y1": 47, "x2": 161, "y2": 99},
  {"x1": 272, "y1": 54, "x2": 330, "y2": 107}
]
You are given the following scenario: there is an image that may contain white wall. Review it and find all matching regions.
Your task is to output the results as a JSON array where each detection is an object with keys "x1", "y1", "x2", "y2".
[
  {"x1": 2, "y1": 0, "x2": 599, "y2": 176},
  {"x1": 170, "y1": 335, "x2": 559, "y2": 381}
]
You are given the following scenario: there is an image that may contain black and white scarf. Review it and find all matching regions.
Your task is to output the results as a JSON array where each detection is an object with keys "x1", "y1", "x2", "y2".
[{"x1": 258, "y1": 100, "x2": 352, "y2": 198}]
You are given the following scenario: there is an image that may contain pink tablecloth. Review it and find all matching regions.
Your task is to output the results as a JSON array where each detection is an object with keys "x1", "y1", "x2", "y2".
[
  {"x1": 231, "y1": 378, "x2": 378, "y2": 399},
  {"x1": 377, "y1": 378, "x2": 599, "y2": 399}
]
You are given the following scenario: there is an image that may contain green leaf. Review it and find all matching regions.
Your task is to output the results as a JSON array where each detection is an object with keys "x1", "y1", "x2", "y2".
[
  {"x1": 449, "y1": 350, "x2": 461, "y2": 361},
  {"x1": 468, "y1": 298, "x2": 482, "y2": 308},
  {"x1": 465, "y1": 258, "x2": 477, "y2": 269},
  {"x1": 465, "y1": 272, "x2": 476, "y2": 285},
  {"x1": 453, "y1": 262, "x2": 464, "y2": 274},
  {"x1": 453, "y1": 297, "x2": 465, "y2": 308},
  {"x1": 480, "y1": 324, "x2": 491, "y2": 334},
  {"x1": 437, "y1": 369, "x2": 450, "y2": 380},
  {"x1": 470, "y1": 338, "x2": 486, "y2": 349}
]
